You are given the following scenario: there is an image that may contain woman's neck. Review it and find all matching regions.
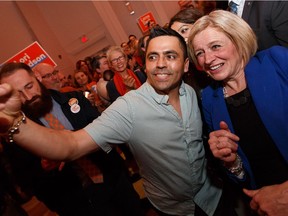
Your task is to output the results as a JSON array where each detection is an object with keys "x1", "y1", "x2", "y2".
[{"x1": 223, "y1": 74, "x2": 247, "y2": 97}]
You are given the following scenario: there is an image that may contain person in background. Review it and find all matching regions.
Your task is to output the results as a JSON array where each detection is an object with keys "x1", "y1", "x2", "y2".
[
  {"x1": 226, "y1": 0, "x2": 288, "y2": 51},
  {"x1": 188, "y1": 10, "x2": 288, "y2": 216},
  {"x1": 73, "y1": 70, "x2": 105, "y2": 112},
  {"x1": 92, "y1": 55, "x2": 112, "y2": 108},
  {"x1": 75, "y1": 59, "x2": 95, "y2": 81},
  {"x1": 127, "y1": 34, "x2": 139, "y2": 57},
  {"x1": 0, "y1": 62, "x2": 144, "y2": 216},
  {"x1": 169, "y1": 7, "x2": 212, "y2": 98},
  {"x1": 98, "y1": 47, "x2": 146, "y2": 179},
  {"x1": 92, "y1": 55, "x2": 110, "y2": 80},
  {"x1": 57, "y1": 71, "x2": 78, "y2": 92},
  {"x1": 136, "y1": 34, "x2": 150, "y2": 71},
  {"x1": 120, "y1": 42, "x2": 131, "y2": 56},
  {"x1": 169, "y1": 7, "x2": 203, "y2": 45},
  {"x1": 0, "y1": 27, "x2": 235, "y2": 216},
  {"x1": 100, "y1": 46, "x2": 146, "y2": 103},
  {"x1": 33, "y1": 63, "x2": 77, "y2": 93}
]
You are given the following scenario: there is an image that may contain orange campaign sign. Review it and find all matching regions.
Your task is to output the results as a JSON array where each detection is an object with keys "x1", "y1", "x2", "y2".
[
  {"x1": 137, "y1": 12, "x2": 156, "y2": 33},
  {"x1": 2, "y1": 41, "x2": 57, "y2": 68}
]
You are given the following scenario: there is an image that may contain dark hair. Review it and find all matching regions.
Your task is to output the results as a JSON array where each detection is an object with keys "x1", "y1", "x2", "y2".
[
  {"x1": 91, "y1": 55, "x2": 106, "y2": 70},
  {"x1": 168, "y1": 8, "x2": 203, "y2": 28},
  {"x1": 73, "y1": 70, "x2": 93, "y2": 88},
  {"x1": 147, "y1": 27, "x2": 188, "y2": 59},
  {"x1": 0, "y1": 62, "x2": 33, "y2": 80},
  {"x1": 137, "y1": 34, "x2": 150, "y2": 66},
  {"x1": 128, "y1": 34, "x2": 136, "y2": 40},
  {"x1": 75, "y1": 60, "x2": 86, "y2": 70},
  {"x1": 103, "y1": 69, "x2": 114, "y2": 81}
]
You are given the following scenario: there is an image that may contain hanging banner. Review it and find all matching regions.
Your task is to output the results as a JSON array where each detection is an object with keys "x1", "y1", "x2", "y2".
[
  {"x1": 2, "y1": 41, "x2": 57, "y2": 68},
  {"x1": 137, "y1": 12, "x2": 157, "y2": 33}
]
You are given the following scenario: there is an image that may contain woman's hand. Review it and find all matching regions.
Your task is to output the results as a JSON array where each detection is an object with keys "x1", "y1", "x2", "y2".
[
  {"x1": 123, "y1": 75, "x2": 136, "y2": 90},
  {"x1": 208, "y1": 121, "x2": 240, "y2": 164}
]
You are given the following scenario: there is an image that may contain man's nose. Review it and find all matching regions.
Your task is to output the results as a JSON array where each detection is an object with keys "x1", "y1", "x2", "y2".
[
  {"x1": 156, "y1": 56, "x2": 167, "y2": 68},
  {"x1": 21, "y1": 90, "x2": 33, "y2": 101}
]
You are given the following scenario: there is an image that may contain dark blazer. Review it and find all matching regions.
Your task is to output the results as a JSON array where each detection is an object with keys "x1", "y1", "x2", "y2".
[
  {"x1": 47, "y1": 90, "x2": 100, "y2": 129},
  {"x1": 242, "y1": 1, "x2": 288, "y2": 50}
]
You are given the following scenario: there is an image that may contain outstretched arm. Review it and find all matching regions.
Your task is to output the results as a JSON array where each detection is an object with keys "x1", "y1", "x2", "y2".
[{"x1": 0, "y1": 83, "x2": 99, "y2": 161}]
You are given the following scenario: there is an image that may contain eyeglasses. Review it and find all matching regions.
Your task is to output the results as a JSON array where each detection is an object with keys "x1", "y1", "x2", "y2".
[
  {"x1": 42, "y1": 70, "x2": 59, "y2": 79},
  {"x1": 111, "y1": 56, "x2": 125, "y2": 64}
]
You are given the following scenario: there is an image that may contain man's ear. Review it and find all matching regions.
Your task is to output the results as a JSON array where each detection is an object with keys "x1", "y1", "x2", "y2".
[
  {"x1": 184, "y1": 58, "x2": 190, "y2": 73},
  {"x1": 33, "y1": 70, "x2": 42, "y2": 82}
]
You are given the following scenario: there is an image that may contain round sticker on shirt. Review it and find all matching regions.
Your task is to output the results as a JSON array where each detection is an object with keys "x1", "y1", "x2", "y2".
[
  {"x1": 70, "y1": 104, "x2": 80, "y2": 113},
  {"x1": 68, "y1": 98, "x2": 78, "y2": 106},
  {"x1": 68, "y1": 98, "x2": 80, "y2": 113}
]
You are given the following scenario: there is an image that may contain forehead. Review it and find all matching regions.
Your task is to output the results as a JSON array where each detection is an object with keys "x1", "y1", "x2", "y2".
[
  {"x1": 147, "y1": 36, "x2": 183, "y2": 54},
  {"x1": 75, "y1": 71, "x2": 85, "y2": 77},
  {"x1": 1, "y1": 69, "x2": 36, "y2": 90},
  {"x1": 193, "y1": 27, "x2": 227, "y2": 46},
  {"x1": 171, "y1": 22, "x2": 193, "y2": 31},
  {"x1": 37, "y1": 65, "x2": 54, "y2": 76},
  {"x1": 100, "y1": 57, "x2": 108, "y2": 64},
  {"x1": 110, "y1": 50, "x2": 123, "y2": 58}
]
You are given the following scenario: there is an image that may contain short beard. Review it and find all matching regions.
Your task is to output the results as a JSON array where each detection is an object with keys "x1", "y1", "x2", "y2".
[{"x1": 22, "y1": 82, "x2": 53, "y2": 120}]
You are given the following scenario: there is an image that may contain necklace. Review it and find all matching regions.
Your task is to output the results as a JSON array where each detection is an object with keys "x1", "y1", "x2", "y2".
[
  {"x1": 223, "y1": 87, "x2": 251, "y2": 107},
  {"x1": 223, "y1": 87, "x2": 229, "y2": 98}
]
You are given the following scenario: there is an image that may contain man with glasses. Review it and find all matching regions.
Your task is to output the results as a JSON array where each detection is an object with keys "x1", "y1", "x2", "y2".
[{"x1": 33, "y1": 63, "x2": 61, "y2": 91}]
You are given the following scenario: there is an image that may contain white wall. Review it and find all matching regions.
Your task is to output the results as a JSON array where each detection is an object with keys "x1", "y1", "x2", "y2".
[{"x1": 0, "y1": 1, "x2": 179, "y2": 76}]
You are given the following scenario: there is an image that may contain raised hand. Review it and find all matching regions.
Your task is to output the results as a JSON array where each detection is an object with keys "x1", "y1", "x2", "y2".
[
  {"x1": 0, "y1": 83, "x2": 22, "y2": 134},
  {"x1": 123, "y1": 75, "x2": 136, "y2": 90},
  {"x1": 208, "y1": 121, "x2": 240, "y2": 164}
]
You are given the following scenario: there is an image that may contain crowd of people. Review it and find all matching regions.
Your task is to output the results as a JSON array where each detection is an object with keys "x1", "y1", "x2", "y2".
[{"x1": 0, "y1": 1, "x2": 288, "y2": 216}]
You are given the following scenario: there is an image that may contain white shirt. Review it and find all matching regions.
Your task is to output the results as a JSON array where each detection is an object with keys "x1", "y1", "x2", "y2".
[{"x1": 229, "y1": 0, "x2": 245, "y2": 17}]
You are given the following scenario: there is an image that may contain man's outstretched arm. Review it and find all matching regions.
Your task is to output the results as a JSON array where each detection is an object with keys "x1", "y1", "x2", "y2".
[{"x1": 0, "y1": 83, "x2": 99, "y2": 161}]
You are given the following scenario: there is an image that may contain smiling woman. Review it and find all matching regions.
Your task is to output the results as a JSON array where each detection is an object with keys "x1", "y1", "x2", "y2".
[
  {"x1": 169, "y1": 7, "x2": 203, "y2": 43},
  {"x1": 102, "y1": 46, "x2": 146, "y2": 103},
  {"x1": 188, "y1": 10, "x2": 288, "y2": 216}
]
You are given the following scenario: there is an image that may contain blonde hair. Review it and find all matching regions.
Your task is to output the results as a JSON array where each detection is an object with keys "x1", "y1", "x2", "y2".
[
  {"x1": 106, "y1": 46, "x2": 127, "y2": 66},
  {"x1": 188, "y1": 10, "x2": 257, "y2": 67}
]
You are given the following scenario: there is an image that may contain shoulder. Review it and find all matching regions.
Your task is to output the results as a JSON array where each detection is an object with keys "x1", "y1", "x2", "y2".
[
  {"x1": 249, "y1": 46, "x2": 288, "y2": 69},
  {"x1": 201, "y1": 82, "x2": 221, "y2": 104}
]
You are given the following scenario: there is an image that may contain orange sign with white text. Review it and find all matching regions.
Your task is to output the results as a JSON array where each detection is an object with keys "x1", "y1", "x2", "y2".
[
  {"x1": 2, "y1": 41, "x2": 57, "y2": 68},
  {"x1": 138, "y1": 12, "x2": 156, "y2": 33}
]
